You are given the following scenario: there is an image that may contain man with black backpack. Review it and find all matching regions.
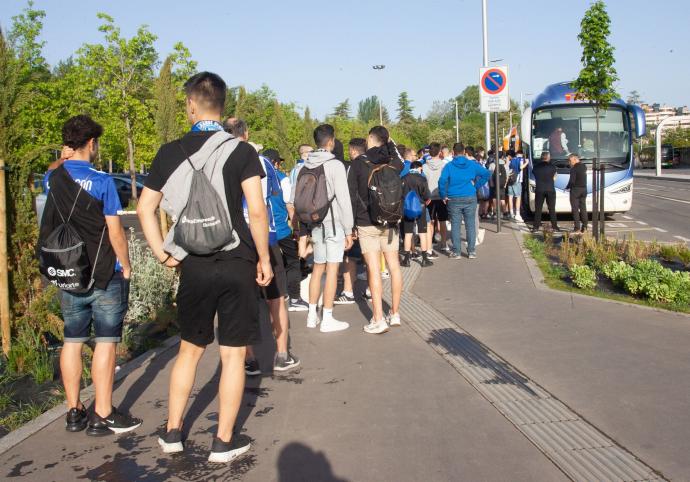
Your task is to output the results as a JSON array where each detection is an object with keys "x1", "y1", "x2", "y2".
[
  {"x1": 137, "y1": 72, "x2": 272, "y2": 463},
  {"x1": 347, "y1": 126, "x2": 404, "y2": 334},
  {"x1": 39, "y1": 115, "x2": 141, "y2": 437},
  {"x1": 292, "y1": 124, "x2": 353, "y2": 333}
]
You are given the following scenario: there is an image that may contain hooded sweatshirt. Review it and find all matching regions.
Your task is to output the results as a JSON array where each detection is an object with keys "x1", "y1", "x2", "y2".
[
  {"x1": 291, "y1": 149, "x2": 354, "y2": 234},
  {"x1": 347, "y1": 143, "x2": 404, "y2": 227},
  {"x1": 424, "y1": 157, "x2": 447, "y2": 200},
  {"x1": 439, "y1": 156, "x2": 491, "y2": 199}
]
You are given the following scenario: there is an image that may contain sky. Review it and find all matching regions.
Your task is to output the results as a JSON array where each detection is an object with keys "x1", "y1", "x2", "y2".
[{"x1": 1, "y1": 0, "x2": 687, "y2": 120}]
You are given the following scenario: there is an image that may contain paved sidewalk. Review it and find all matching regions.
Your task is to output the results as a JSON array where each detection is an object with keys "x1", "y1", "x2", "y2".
[
  {"x1": 635, "y1": 166, "x2": 690, "y2": 182},
  {"x1": 0, "y1": 220, "x2": 687, "y2": 480},
  {"x1": 0, "y1": 276, "x2": 563, "y2": 480}
]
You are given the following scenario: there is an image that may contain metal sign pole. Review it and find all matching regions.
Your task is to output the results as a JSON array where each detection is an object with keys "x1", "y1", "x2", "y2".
[{"x1": 494, "y1": 112, "x2": 501, "y2": 233}]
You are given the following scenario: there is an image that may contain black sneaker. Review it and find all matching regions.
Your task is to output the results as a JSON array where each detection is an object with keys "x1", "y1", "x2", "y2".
[
  {"x1": 274, "y1": 353, "x2": 301, "y2": 373},
  {"x1": 245, "y1": 359, "x2": 261, "y2": 376},
  {"x1": 65, "y1": 406, "x2": 88, "y2": 432},
  {"x1": 208, "y1": 434, "x2": 251, "y2": 463},
  {"x1": 288, "y1": 298, "x2": 309, "y2": 312},
  {"x1": 426, "y1": 250, "x2": 439, "y2": 260},
  {"x1": 158, "y1": 428, "x2": 184, "y2": 454},
  {"x1": 86, "y1": 406, "x2": 142, "y2": 437},
  {"x1": 334, "y1": 293, "x2": 355, "y2": 305},
  {"x1": 420, "y1": 256, "x2": 434, "y2": 267}
]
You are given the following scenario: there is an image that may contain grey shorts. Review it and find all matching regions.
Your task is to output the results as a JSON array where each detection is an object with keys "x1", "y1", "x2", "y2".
[
  {"x1": 508, "y1": 183, "x2": 522, "y2": 197},
  {"x1": 311, "y1": 223, "x2": 345, "y2": 264}
]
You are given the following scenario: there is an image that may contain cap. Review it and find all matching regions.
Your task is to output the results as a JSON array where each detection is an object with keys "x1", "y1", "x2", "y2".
[{"x1": 262, "y1": 149, "x2": 280, "y2": 162}]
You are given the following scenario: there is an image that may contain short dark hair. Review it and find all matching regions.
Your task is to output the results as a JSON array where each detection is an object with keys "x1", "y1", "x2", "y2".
[
  {"x1": 298, "y1": 144, "x2": 312, "y2": 153},
  {"x1": 411, "y1": 160, "x2": 423, "y2": 169},
  {"x1": 313, "y1": 124, "x2": 335, "y2": 148},
  {"x1": 541, "y1": 151, "x2": 550, "y2": 161},
  {"x1": 396, "y1": 143, "x2": 406, "y2": 158},
  {"x1": 262, "y1": 148, "x2": 280, "y2": 162},
  {"x1": 184, "y1": 72, "x2": 226, "y2": 113},
  {"x1": 368, "y1": 125, "x2": 389, "y2": 145},
  {"x1": 465, "y1": 146, "x2": 475, "y2": 157},
  {"x1": 349, "y1": 138, "x2": 366, "y2": 155},
  {"x1": 429, "y1": 143, "x2": 442, "y2": 157},
  {"x1": 224, "y1": 118, "x2": 247, "y2": 138},
  {"x1": 452, "y1": 142, "x2": 465, "y2": 156},
  {"x1": 333, "y1": 138, "x2": 345, "y2": 161},
  {"x1": 62, "y1": 115, "x2": 103, "y2": 150},
  {"x1": 516, "y1": 149, "x2": 524, "y2": 155}
]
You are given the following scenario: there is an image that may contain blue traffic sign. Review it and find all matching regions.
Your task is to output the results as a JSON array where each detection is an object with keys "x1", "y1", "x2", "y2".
[{"x1": 481, "y1": 69, "x2": 506, "y2": 95}]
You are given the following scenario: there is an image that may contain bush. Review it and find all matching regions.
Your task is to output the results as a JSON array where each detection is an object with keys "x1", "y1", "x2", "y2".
[
  {"x1": 602, "y1": 260, "x2": 634, "y2": 287},
  {"x1": 125, "y1": 229, "x2": 178, "y2": 325},
  {"x1": 6, "y1": 326, "x2": 53, "y2": 384},
  {"x1": 660, "y1": 243, "x2": 690, "y2": 267},
  {"x1": 570, "y1": 264, "x2": 598, "y2": 290},
  {"x1": 624, "y1": 259, "x2": 690, "y2": 304}
]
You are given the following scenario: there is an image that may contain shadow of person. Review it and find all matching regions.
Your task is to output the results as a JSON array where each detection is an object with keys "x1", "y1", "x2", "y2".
[
  {"x1": 117, "y1": 344, "x2": 178, "y2": 413},
  {"x1": 277, "y1": 442, "x2": 349, "y2": 482}
]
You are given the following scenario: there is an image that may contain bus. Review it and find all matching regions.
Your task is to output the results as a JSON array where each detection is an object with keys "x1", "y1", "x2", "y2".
[{"x1": 520, "y1": 82, "x2": 646, "y2": 215}]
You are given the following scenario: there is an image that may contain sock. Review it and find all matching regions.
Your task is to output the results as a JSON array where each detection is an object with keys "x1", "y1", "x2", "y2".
[
  {"x1": 323, "y1": 308, "x2": 333, "y2": 321},
  {"x1": 308, "y1": 304, "x2": 317, "y2": 316},
  {"x1": 276, "y1": 352, "x2": 288, "y2": 362},
  {"x1": 342, "y1": 291, "x2": 353, "y2": 298}
]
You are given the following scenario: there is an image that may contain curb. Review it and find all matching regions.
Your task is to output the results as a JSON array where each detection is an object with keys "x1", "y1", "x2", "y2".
[
  {"x1": 512, "y1": 227, "x2": 690, "y2": 321},
  {"x1": 0, "y1": 336, "x2": 181, "y2": 456},
  {"x1": 634, "y1": 174, "x2": 690, "y2": 184}
]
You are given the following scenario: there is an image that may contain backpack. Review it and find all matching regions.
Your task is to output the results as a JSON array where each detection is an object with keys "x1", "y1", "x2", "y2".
[
  {"x1": 39, "y1": 177, "x2": 106, "y2": 294},
  {"x1": 367, "y1": 162, "x2": 403, "y2": 226},
  {"x1": 293, "y1": 163, "x2": 335, "y2": 232},
  {"x1": 507, "y1": 170, "x2": 517, "y2": 186},
  {"x1": 403, "y1": 190, "x2": 423, "y2": 220},
  {"x1": 478, "y1": 183, "x2": 491, "y2": 200},
  {"x1": 174, "y1": 142, "x2": 236, "y2": 255},
  {"x1": 259, "y1": 157, "x2": 279, "y2": 246}
]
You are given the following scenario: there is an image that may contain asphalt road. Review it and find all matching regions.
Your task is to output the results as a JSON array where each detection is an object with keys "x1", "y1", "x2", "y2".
[{"x1": 628, "y1": 178, "x2": 690, "y2": 243}]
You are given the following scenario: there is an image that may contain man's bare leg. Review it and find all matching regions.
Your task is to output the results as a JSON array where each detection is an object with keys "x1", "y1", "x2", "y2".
[
  {"x1": 60, "y1": 342, "x2": 84, "y2": 410},
  {"x1": 167, "y1": 341, "x2": 206, "y2": 431},
  {"x1": 363, "y1": 251, "x2": 384, "y2": 322},
  {"x1": 383, "y1": 250, "x2": 402, "y2": 315},
  {"x1": 92, "y1": 342, "x2": 116, "y2": 418},
  {"x1": 216, "y1": 346, "x2": 246, "y2": 443}
]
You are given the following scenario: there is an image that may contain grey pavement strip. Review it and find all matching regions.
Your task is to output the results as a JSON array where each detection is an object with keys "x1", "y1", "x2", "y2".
[
  {"x1": 384, "y1": 260, "x2": 663, "y2": 481},
  {"x1": 0, "y1": 335, "x2": 181, "y2": 457}
]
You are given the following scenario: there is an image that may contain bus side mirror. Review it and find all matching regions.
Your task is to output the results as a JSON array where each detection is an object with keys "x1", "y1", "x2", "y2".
[
  {"x1": 629, "y1": 104, "x2": 646, "y2": 138},
  {"x1": 521, "y1": 107, "x2": 532, "y2": 146}
]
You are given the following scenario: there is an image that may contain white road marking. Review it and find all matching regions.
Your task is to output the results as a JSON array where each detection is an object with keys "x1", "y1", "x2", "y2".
[
  {"x1": 622, "y1": 215, "x2": 633, "y2": 220},
  {"x1": 654, "y1": 227, "x2": 669, "y2": 233},
  {"x1": 636, "y1": 221, "x2": 648, "y2": 226},
  {"x1": 637, "y1": 192, "x2": 690, "y2": 205},
  {"x1": 673, "y1": 236, "x2": 690, "y2": 243},
  {"x1": 607, "y1": 222, "x2": 628, "y2": 228},
  {"x1": 635, "y1": 187, "x2": 659, "y2": 191}
]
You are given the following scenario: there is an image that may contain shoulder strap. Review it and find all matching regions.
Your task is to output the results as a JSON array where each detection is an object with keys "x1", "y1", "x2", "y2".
[{"x1": 51, "y1": 171, "x2": 95, "y2": 225}]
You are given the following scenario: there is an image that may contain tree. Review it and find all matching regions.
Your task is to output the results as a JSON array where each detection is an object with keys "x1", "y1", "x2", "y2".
[
  {"x1": 332, "y1": 99, "x2": 351, "y2": 119},
  {"x1": 626, "y1": 90, "x2": 642, "y2": 105},
  {"x1": 572, "y1": 0, "x2": 619, "y2": 241},
  {"x1": 397, "y1": 92, "x2": 414, "y2": 124},
  {"x1": 79, "y1": 13, "x2": 159, "y2": 201},
  {"x1": 154, "y1": 57, "x2": 178, "y2": 145},
  {"x1": 358, "y1": 96, "x2": 389, "y2": 124},
  {"x1": 455, "y1": 86, "x2": 480, "y2": 118}
]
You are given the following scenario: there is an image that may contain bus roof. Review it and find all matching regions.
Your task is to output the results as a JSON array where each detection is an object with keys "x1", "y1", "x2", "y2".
[{"x1": 531, "y1": 82, "x2": 627, "y2": 110}]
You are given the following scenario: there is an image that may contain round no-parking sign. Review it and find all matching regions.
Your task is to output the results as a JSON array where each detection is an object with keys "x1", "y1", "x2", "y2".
[{"x1": 479, "y1": 66, "x2": 510, "y2": 113}]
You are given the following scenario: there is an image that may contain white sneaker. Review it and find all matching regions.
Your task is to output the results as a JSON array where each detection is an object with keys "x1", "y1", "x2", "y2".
[
  {"x1": 381, "y1": 270, "x2": 390, "y2": 280},
  {"x1": 306, "y1": 312, "x2": 320, "y2": 329},
  {"x1": 364, "y1": 318, "x2": 389, "y2": 334},
  {"x1": 320, "y1": 318, "x2": 350, "y2": 333},
  {"x1": 388, "y1": 312, "x2": 401, "y2": 327},
  {"x1": 515, "y1": 214, "x2": 523, "y2": 222},
  {"x1": 477, "y1": 228, "x2": 485, "y2": 245}
]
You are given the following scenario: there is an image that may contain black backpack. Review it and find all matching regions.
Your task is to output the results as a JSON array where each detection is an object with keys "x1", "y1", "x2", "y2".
[
  {"x1": 366, "y1": 162, "x2": 403, "y2": 226},
  {"x1": 39, "y1": 177, "x2": 106, "y2": 294},
  {"x1": 173, "y1": 142, "x2": 236, "y2": 255},
  {"x1": 293, "y1": 163, "x2": 335, "y2": 232}
]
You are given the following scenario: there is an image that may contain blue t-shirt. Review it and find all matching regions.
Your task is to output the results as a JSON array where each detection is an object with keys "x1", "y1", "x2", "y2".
[{"x1": 44, "y1": 161, "x2": 122, "y2": 216}]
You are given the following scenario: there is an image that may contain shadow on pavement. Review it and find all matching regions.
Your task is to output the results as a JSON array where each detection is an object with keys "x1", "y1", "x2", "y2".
[
  {"x1": 427, "y1": 328, "x2": 537, "y2": 396},
  {"x1": 277, "y1": 442, "x2": 348, "y2": 482},
  {"x1": 117, "y1": 345, "x2": 178, "y2": 413}
]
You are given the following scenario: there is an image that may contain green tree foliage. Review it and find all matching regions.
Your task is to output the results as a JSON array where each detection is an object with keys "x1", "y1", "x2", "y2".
[
  {"x1": 358, "y1": 96, "x2": 389, "y2": 124},
  {"x1": 397, "y1": 92, "x2": 414, "y2": 124},
  {"x1": 626, "y1": 90, "x2": 642, "y2": 105},
  {"x1": 332, "y1": 99, "x2": 351, "y2": 120},
  {"x1": 663, "y1": 127, "x2": 690, "y2": 148},
  {"x1": 154, "y1": 57, "x2": 179, "y2": 145}
]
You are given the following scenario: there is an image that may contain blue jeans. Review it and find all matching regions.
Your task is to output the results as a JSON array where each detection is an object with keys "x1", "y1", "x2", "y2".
[
  {"x1": 60, "y1": 273, "x2": 129, "y2": 343},
  {"x1": 447, "y1": 197, "x2": 478, "y2": 256}
]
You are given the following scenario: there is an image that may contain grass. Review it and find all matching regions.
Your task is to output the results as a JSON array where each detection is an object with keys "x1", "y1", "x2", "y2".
[
  {"x1": 0, "y1": 398, "x2": 62, "y2": 433},
  {"x1": 523, "y1": 235, "x2": 690, "y2": 314}
]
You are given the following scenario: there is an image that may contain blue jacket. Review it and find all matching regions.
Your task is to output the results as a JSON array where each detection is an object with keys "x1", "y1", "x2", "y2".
[{"x1": 439, "y1": 156, "x2": 491, "y2": 199}]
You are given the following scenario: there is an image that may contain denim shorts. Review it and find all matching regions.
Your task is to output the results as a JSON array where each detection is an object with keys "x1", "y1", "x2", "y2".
[
  {"x1": 508, "y1": 183, "x2": 522, "y2": 197},
  {"x1": 311, "y1": 223, "x2": 345, "y2": 264},
  {"x1": 60, "y1": 274, "x2": 129, "y2": 343}
]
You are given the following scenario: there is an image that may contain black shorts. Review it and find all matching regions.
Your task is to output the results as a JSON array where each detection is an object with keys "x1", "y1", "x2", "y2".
[
  {"x1": 263, "y1": 244, "x2": 287, "y2": 300},
  {"x1": 345, "y1": 239, "x2": 362, "y2": 259},
  {"x1": 177, "y1": 256, "x2": 261, "y2": 347},
  {"x1": 489, "y1": 187, "x2": 508, "y2": 200},
  {"x1": 428, "y1": 200, "x2": 448, "y2": 222},
  {"x1": 402, "y1": 215, "x2": 428, "y2": 235}
]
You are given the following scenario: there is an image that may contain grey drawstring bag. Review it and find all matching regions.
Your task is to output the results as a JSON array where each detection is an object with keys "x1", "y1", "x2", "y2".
[{"x1": 173, "y1": 141, "x2": 235, "y2": 255}]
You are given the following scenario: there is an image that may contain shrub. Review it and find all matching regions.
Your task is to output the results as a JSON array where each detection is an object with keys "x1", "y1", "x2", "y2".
[
  {"x1": 624, "y1": 259, "x2": 690, "y2": 304},
  {"x1": 6, "y1": 326, "x2": 53, "y2": 384},
  {"x1": 602, "y1": 260, "x2": 634, "y2": 287},
  {"x1": 125, "y1": 229, "x2": 178, "y2": 325},
  {"x1": 570, "y1": 264, "x2": 598, "y2": 290}
]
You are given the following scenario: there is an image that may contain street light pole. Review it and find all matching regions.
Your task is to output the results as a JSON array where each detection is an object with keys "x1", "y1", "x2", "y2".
[
  {"x1": 372, "y1": 65, "x2": 386, "y2": 125},
  {"x1": 482, "y1": 0, "x2": 491, "y2": 152},
  {"x1": 455, "y1": 101, "x2": 460, "y2": 143}
]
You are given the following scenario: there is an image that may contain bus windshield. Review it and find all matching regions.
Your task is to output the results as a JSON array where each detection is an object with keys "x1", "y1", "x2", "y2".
[{"x1": 531, "y1": 106, "x2": 630, "y2": 167}]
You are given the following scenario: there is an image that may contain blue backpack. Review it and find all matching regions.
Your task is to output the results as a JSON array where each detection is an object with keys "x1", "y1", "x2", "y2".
[
  {"x1": 242, "y1": 158, "x2": 278, "y2": 246},
  {"x1": 478, "y1": 183, "x2": 490, "y2": 201},
  {"x1": 403, "y1": 190, "x2": 423, "y2": 220}
]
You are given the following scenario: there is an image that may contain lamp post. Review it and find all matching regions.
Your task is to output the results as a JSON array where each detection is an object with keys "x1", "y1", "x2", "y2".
[
  {"x1": 372, "y1": 65, "x2": 386, "y2": 125},
  {"x1": 455, "y1": 101, "x2": 460, "y2": 143},
  {"x1": 482, "y1": 0, "x2": 490, "y2": 151}
]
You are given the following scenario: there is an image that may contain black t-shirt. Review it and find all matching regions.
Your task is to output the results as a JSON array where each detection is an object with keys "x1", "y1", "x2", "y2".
[
  {"x1": 533, "y1": 161, "x2": 557, "y2": 192},
  {"x1": 146, "y1": 131, "x2": 265, "y2": 262},
  {"x1": 567, "y1": 162, "x2": 587, "y2": 189}
]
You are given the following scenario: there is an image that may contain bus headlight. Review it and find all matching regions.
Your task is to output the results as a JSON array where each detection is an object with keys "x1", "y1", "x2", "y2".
[{"x1": 611, "y1": 183, "x2": 632, "y2": 195}]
